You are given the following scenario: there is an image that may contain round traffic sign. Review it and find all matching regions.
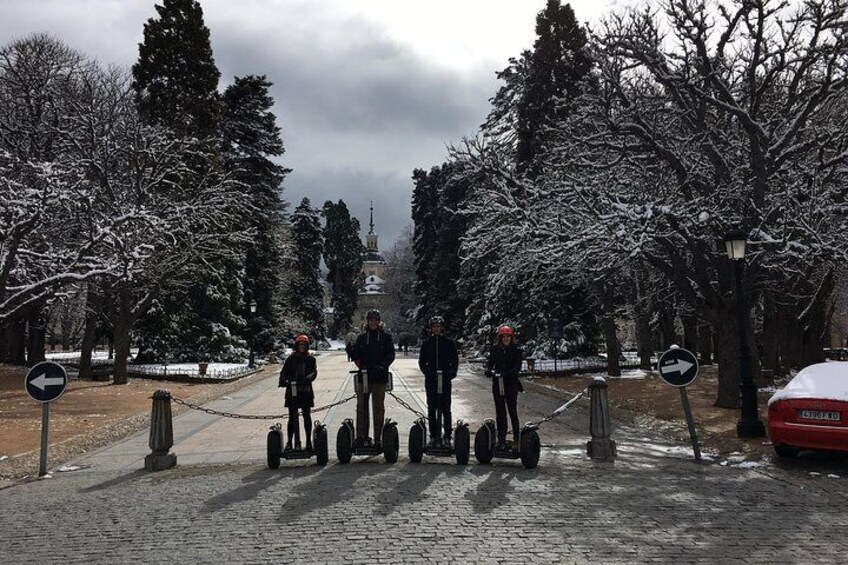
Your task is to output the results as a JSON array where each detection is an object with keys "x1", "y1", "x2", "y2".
[
  {"x1": 657, "y1": 347, "x2": 699, "y2": 387},
  {"x1": 25, "y1": 361, "x2": 68, "y2": 403}
]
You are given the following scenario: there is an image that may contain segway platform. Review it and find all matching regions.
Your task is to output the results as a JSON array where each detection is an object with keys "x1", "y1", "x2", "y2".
[
  {"x1": 267, "y1": 421, "x2": 329, "y2": 469},
  {"x1": 474, "y1": 419, "x2": 541, "y2": 469},
  {"x1": 336, "y1": 417, "x2": 400, "y2": 464},
  {"x1": 408, "y1": 417, "x2": 471, "y2": 465}
]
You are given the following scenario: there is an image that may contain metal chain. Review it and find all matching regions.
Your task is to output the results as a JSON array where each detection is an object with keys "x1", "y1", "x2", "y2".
[
  {"x1": 387, "y1": 391, "x2": 426, "y2": 419},
  {"x1": 528, "y1": 386, "x2": 590, "y2": 427},
  {"x1": 170, "y1": 394, "x2": 357, "y2": 420}
]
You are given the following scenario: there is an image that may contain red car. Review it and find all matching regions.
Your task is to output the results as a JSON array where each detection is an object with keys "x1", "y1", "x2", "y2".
[{"x1": 767, "y1": 362, "x2": 848, "y2": 457}]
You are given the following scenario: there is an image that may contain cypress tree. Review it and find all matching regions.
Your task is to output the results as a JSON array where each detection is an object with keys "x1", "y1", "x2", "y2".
[
  {"x1": 132, "y1": 0, "x2": 221, "y2": 138},
  {"x1": 515, "y1": 0, "x2": 591, "y2": 175},
  {"x1": 322, "y1": 200, "x2": 365, "y2": 338},
  {"x1": 289, "y1": 198, "x2": 325, "y2": 340},
  {"x1": 222, "y1": 75, "x2": 290, "y2": 352}
]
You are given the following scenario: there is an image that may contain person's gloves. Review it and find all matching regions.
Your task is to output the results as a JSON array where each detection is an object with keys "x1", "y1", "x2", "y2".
[{"x1": 484, "y1": 369, "x2": 494, "y2": 379}]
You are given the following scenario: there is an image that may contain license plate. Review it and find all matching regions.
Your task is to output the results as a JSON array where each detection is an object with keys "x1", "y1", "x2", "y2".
[{"x1": 798, "y1": 410, "x2": 840, "y2": 422}]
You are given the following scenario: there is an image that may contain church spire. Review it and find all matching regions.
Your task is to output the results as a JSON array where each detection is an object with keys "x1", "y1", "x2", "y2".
[
  {"x1": 366, "y1": 202, "x2": 379, "y2": 252},
  {"x1": 369, "y1": 201, "x2": 374, "y2": 235}
]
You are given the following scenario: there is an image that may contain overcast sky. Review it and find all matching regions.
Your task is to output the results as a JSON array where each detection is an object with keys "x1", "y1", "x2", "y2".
[{"x1": 0, "y1": 0, "x2": 636, "y2": 248}]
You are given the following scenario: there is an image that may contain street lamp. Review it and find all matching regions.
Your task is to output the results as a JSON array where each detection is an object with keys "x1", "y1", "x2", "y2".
[
  {"x1": 248, "y1": 300, "x2": 257, "y2": 369},
  {"x1": 724, "y1": 230, "x2": 765, "y2": 438}
]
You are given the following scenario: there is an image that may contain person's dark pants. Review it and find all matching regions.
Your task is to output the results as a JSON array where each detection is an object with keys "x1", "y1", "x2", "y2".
[
  {"x1": 425, "y1": 375, "x2": 452, "y2": 440},
  {"x1": 287, "y1": 406, "x2": 312, "y2": 447},
  {"x1": 492, "y1": 380, "x2": 521, "y2": 444},
  {"x1": 356, "y1": 382, "x2": 386, "y2": 442}
]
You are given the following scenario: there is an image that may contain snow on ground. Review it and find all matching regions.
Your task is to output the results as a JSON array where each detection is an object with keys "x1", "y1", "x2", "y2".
[
  {"x1": 142, "y1": 363, "x2": 246, "y2": 371},
  {"x1": 325, "y1": 339, "x2": 346, "y2": 351}
]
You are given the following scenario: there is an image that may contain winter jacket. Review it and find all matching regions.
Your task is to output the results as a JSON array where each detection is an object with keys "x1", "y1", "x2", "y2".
[
  {"x1": 352, "y1": 328, "x2": 396, "y2": 384},
  {"x1": 279, "y1": 353, "x2": 317, "y2": 406},
  {"x1": 418, "y1": 335, "x2": 459, "y2": 379},
  {"x1": 485, "y1": 343, "x2": 523, "y2": 383}
]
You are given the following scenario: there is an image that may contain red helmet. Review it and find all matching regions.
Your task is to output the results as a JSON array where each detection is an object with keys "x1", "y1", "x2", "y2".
[
  {"x1": 295, "y1": 334, "x2": 310, "y2": 345},
  {"x1": 497, "y1": 326, "x2": 514, "y2": 336}
]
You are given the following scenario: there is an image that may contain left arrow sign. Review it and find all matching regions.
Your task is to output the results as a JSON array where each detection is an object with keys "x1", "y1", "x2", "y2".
[{"x1": 31, "y1": 374, "x2": 66, "y2": 391}]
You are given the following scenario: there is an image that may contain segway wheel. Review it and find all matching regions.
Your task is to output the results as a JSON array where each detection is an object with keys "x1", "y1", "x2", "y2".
[
  {"x1": 267, "y1": 429, "x2": 282, "y2": 470},
  {"x1": 454, "y1": 426, "x2": 470, "y2": 466},
  {"x1": 408, "y1": 423, "x2": 425, "y2": 463},
  {"x1": 336, "y1": 425, "x2": 352, "y2": 464},
  {"x1": 383, "y1": 425, "x2": 400, "y2": 464},
  {"x1": 315, "y1": 426, "x2": 329, "y2": 466},
  {"x1": 519, "y1": 428, "x2": 541, "y2": 469},
  {"x1": 474, "y1": 424, "x2": 493, "y2": 464}
]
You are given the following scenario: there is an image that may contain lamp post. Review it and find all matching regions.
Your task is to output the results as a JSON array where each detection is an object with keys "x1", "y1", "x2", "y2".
[
  {"x1": 248, "y1": 300, "x2": 257, "y2": 369},
  {"x1": 724, "y1": 230, "x2": 766, "y2": 438}
]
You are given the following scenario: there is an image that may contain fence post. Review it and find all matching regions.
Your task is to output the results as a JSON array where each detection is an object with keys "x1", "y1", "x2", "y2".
[
  {"x1": 586, "y1": 377, "x2": 617, "y2": 460},
  {"x1": 144, "y1": 390, "x2": 177, "y2": 471}
]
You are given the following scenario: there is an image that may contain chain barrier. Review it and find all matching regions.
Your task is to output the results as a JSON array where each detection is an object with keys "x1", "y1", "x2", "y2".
[
  {"x1": 170, "y1": 393, "x2": 357, "y2": 420},
  {"x1": 528, "y1": 386, "x2": 590, "y2": 428},
  {"x1": 387, "y1": 391, "x2": 426, "y2": 420}
]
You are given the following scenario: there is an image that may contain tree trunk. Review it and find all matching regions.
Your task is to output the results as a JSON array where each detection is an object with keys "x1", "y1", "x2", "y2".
[
  {"x1": 698, "y1": 322, "x2": 713, "y2": 365},
  {"x1": 79, "y1": 289, "x2": 100, "y2": 380},
  {"x1": 714, "y1": 304, "x2": 741, "y2": 408},
  {"x1": 25, "y1": 307, "x2": 46, "y2": 367},
  {"x1": 112, "y1": 291, "x2": 133, "y2": 385},
  {"x1": 601, "y1": 290, "x2": 621, "y2": 377},
  {"x1": 760, "y1": 292, "x2": 781, "y2": 375},
  {"x1": 635, "y1": 312, "x2": 653, "y2": 370},
  {"x1": 682, "y1": 314, "x2": 699, "y2": 355},
  {"x1": 658, "y1": 305, "x2": 678, "y2": 349},
  {"x1": 2, "y1": 319, "x2": 27, "y2": 365}
]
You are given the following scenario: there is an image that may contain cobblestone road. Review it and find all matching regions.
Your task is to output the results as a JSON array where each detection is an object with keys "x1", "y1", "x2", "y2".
[{"x1": 1, "y1": 352, "x2": 846, "y2": 564}]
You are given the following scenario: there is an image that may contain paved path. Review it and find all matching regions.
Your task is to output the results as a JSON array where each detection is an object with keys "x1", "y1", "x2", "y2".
[{"x1": 1, "y1": 351, "x2": 846, "y2": 564}]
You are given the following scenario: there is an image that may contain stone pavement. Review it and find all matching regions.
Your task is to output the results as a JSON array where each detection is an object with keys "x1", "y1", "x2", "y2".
[{"x1": 1, "y1": 351, "x2": 846, "y2": 564}]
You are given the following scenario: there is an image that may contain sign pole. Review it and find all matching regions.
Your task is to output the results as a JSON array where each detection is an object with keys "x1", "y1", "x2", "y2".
[
  {"x1": 39, "y1": 402, "x2": 50, "y2": 477},
  {"x1": 679, "y1": 387, "x2": 701, "y2": 462}
]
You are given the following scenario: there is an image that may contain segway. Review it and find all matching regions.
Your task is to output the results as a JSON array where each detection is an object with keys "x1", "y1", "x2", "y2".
[
  {"x1": 335, "y1": 369, "x2": 400, "y2": 464},
  {"x1": 473, "y1": 373, "x2": 541, "y2": 469},
  {"x1": 267, "y1": 420, "x2": 329, "y2": 469},
  {"x1": 408, "y1": 371, "x2": 470, "y2": 465}
]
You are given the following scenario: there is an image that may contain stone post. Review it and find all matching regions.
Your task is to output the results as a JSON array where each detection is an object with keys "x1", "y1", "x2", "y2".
[
  {"x1": 587, "y1": 377, "x2": 617, "y2": 460},
  {"x1": 144, "y1": 389, "x2": 177, "y2": 471}
]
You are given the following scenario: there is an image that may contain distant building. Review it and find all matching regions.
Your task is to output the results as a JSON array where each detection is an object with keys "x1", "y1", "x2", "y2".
[{"x1": 353, "y1": 203, "x2": 390, "y2": 327}]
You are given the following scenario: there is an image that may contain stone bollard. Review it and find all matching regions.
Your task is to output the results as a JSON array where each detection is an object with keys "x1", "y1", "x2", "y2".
[
  {"x1": 144, "y1": 390, "x2": 177, "y2": 472},
  {"x1": 586, "y1": 377, "x2": 617, "y2": 460}
]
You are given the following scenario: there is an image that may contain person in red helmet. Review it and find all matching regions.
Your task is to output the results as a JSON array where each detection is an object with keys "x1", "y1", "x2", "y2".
[
  {"x1": 484, "y1": 325, "x2": 524, "y2": 450},
  {"x1": 278, "y1": 334, "x2": 318, "y2": 451}
]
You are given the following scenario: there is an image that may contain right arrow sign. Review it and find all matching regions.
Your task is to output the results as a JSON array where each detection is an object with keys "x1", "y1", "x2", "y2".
[{"x1": 657, "y1": 347, "x2": 699, "y2": 387}]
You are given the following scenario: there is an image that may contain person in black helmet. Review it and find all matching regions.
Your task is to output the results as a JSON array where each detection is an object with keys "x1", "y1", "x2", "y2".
[
  {"x1": 484, "y1": 325, "x2": 524, "y2": 450},
  {"x1": 352, "y1": 309, "x2": 396, "y2": 448},
  {"x1": 418, "y1": 315, "x2": 459, "y2": 448}
]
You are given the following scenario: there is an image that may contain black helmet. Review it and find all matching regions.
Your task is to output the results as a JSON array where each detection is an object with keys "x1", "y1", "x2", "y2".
[
  {"x1": 366, "y1": 309, "x2": 381, "y2": 321},
  {"x1": 429, "y1": 315, "x2": 445, "y2": 327}
]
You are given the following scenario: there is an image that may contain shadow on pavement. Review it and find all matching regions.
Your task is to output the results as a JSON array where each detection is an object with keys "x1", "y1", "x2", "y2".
[
  {"x1": 202, "y1": 465, "x2": 320, "y2": 513},
  {"x1": 273, "y1": 461, "x2": 391, "y2": 523},
  {"x1": 81, "y1": 469, "x2": 148, "y2": 493},
  {"x1": 372, "y1": 462, "x2": 466, "y2": 516},
  {"x1": 464, "y1": 465, "x2": 519, "y2": 513}
]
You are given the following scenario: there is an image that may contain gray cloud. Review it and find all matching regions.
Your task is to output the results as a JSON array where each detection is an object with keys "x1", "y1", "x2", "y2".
[{"x1": 0, "y1": 0, "x2": 507, "y2": 246}]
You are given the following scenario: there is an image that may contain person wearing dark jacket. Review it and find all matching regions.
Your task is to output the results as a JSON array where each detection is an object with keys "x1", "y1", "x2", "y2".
[
  {"x1": 484, "y1": 325, "x2": 524, "y2": 449},
  {"x1": 418, "y1": 316, "x2": 459, "y2": 447},
  {"x1": 352, "y1": 309, "x2": 396, "y2": 448},
  {"x1": 279, "y1": 335, "x2": 318, "y2": 451}
]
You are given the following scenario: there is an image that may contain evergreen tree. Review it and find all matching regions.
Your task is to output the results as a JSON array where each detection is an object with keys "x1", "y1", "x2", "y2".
[
  {"x1": 515, "y1": 0, "x2": 591, "y2": 175},
  {"x1": 221, "y1": 75, "x2": 290, "y2": 353},
  {"x1": 322, "y1": 200, "x2": 364, "y2": 338},
  {"x1": 289, "y1": 198, "x2": 325, "y2": 340},
  {"x1": 131, "y1": 0, "x2": 221, "y2": 137}
]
